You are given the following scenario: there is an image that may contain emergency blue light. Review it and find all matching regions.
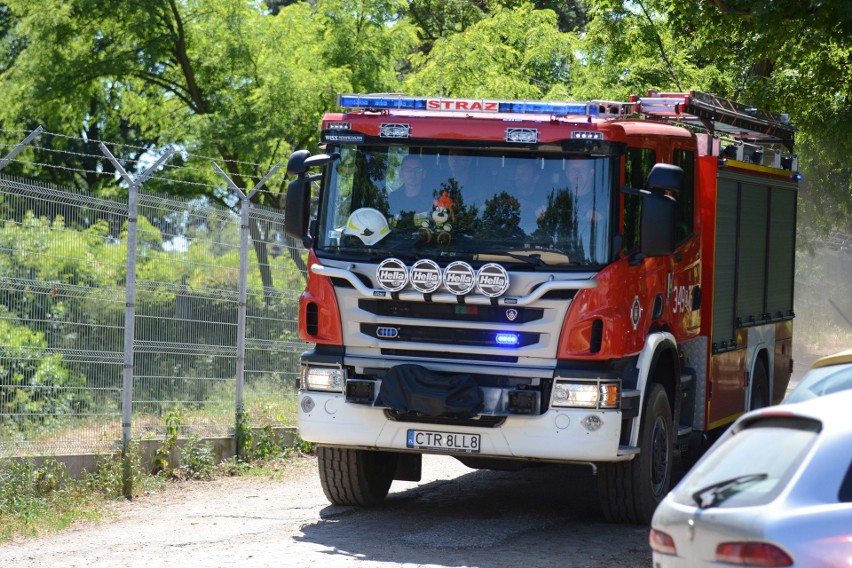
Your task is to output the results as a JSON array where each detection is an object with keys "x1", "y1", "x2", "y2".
[
  {"x1": 338, "y1": 95, "x2": 597, "y2": 117},
  {"x1": 495, "y1": 333, "x2": 520, "y2": 346},
  {"x1": 338, "y1": 95, "x2": 427, "y2": 110}
]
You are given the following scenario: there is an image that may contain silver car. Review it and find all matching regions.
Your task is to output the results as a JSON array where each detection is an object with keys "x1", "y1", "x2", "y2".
[{"x1": 650, "y1": 389, "x2": 852, "y2": 567}]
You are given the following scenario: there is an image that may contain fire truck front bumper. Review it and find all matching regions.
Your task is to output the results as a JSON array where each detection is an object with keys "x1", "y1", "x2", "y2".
[{"x1": 297, "y1": 391, "x2": 630, "y2": 463}]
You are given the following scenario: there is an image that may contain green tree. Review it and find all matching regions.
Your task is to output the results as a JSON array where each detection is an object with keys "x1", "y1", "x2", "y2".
[
  {"x1": 575, "y1": 0, "x2": 850, "y2": 236},
  {"x1": 0, "y1": 0, "x2": 357, "y2": 288},
  {"x1": 0, "y1": 307, "x2": 87, "y2": 431},
  {"x1": 404, "y1": 3, "x2": 576, "y2": 98}
]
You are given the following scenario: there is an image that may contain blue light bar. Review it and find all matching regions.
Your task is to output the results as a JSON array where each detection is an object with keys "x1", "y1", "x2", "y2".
[
  {"x1": 338, "y1": 94, "x2": 597, "y2": 117},
  {"x1": 339, "y1": 95, "x2": 426, "y2": 110},
  {"x1": 495, "y1": 333, "x2": 520, "y2": 346},
  {"x1": 499, "y1": 101, "x2": 595, "y2": 116}
]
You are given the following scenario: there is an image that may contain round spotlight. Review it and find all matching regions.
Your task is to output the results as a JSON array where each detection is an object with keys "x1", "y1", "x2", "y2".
[{"x1": 581, "y1": 415, "x2": 603, "y2": 432}]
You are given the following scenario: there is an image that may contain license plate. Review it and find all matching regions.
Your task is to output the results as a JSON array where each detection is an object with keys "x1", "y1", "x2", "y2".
[{"x1": 406, "y1": 429, "x2": 480, "y2": 453}]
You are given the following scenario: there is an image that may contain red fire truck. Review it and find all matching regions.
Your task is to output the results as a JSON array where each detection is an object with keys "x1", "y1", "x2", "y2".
[{"x1": 284, "y1": 91, "x2": 798, "y2": 523}]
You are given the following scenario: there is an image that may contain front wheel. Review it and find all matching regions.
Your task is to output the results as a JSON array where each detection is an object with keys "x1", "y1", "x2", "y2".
[
  {"x1": 316, "y1": 446, "x2": 398, "y2": 506},
  {"x1": 597, "y1": 383, "x2": 673, "y2": 524}
]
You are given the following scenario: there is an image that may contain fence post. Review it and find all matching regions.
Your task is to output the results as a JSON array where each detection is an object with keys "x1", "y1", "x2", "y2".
[
  {"x1": 100, "y1": 144, "x2": 174, "y2": 498},
  {"x1": 0, "y1": 126, "x2": 43, "y2": 171},
  {"x1": 212, "y1": 162, "x2": 281, "y2": 458}
]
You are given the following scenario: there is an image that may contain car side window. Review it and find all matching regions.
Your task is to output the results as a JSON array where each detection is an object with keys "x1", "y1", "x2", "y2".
[
  {"x1": 622, "y1": 147, "x2": 656, "y2": 253},
  {"x1": 840, "y1": 457, "x2": 852, "y2": 503},
  {"x1": 672, "y1": 149, "x2": 695, "y2": 244}
]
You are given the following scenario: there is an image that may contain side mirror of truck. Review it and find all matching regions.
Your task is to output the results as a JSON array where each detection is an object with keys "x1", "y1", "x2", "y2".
[
  {"x1": 284, "y1": 177, "x2": 313, "y2": 246},
  {"x1": 286, "y1": 150, "x2": 341, "y2": 177},
  {"x1": 640, "y1": 191, "x2": 676, "y2": 257},
  {"x1": 639, "y1": 163, "x2": 683, "y2": 258},
  {"x1": 646, "y1": 163, "x2": 683, "y2": 196},
  {"x1": 284, "y1": 151, "x2": 340, "y2": 247},
  {"x1": 286, "y1": 149, "x2": 313, "y2": 176}
]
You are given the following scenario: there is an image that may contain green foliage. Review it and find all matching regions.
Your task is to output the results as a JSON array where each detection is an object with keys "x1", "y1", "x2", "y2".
[
  {"x1": 0, "y1": 446, "x2": 159, "y2": 542},
  {"x1": 291, "y1": 433, "x2": 315, "y2": 455},
  {"x1": 0, "y1": 431, "x2": 313, "y2": 541},
  {"x1": 235, "y1": 408, "x2": 253, "y2": 460},
  {"x1": 238, "y1": 428, "x2": 314, "y2": 466},
  {"x1": 83, "y1": 442, "x2": 151, "y2": 499},
  {"x1": 405, "y1": 3, "x2": 576, "y2": 98},
  {"x1": 0, "y1": 458, "x2": 70, "y2": 539},
  {"x1": 0, "y1": 458, "x2": 68, "y2": 507},
  {"x1": 153, "y1": 408, "x2": 183, "y2": 475},
  {"x1": 178, "y1": 435, "x2": 216, "y2": 480},
  {"x1": 0, "y1": 307, "x2": 87, "y2": 429},
  {"x1": 153, "y1": 412, "x2": 216, "y2": 480},
  {"x1": 316, "y1": 0, "x2": 417, "y2": 93}
]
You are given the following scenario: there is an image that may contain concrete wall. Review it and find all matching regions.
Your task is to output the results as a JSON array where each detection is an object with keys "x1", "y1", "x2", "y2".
[{"x1": 0, "y1": 428, "x2": 297, "y2": 480}]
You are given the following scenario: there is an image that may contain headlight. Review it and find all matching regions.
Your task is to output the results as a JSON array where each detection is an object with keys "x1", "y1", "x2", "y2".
[
  {"x1": 301, "y1": 366, "x2": 345, "y2": 392},
  {"x1": 551, "y1": 380, "x2": 619, "y2": 409}
]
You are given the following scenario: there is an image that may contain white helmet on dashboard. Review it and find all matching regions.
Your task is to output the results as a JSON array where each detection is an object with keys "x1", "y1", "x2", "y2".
[{"x1": 342, "y1": 207, "x2": 390, "y2": 245}]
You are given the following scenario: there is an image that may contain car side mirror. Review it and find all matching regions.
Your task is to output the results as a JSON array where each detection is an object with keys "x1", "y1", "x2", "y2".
[{"x1": 284, "y1": 151, "x2": 340, "y2": 247}]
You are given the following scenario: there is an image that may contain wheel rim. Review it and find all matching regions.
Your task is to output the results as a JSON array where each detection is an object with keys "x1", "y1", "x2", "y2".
[{"x1": 650, "y1": 416, "x2": 670, "y2": 496}]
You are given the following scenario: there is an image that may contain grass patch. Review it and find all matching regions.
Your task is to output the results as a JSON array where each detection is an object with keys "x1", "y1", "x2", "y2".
[
  {"x1": 0, "y1": 442, "x2": 159, "y2": 543},
  {"x1": 0, "y1": 434, "x2": 314, "y2": 544}
]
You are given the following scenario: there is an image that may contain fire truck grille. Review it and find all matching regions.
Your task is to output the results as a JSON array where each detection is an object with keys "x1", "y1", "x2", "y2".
[
  {"x1": 358, "y1": 299, "x2": 544, "y2": 324},
  {"x1": 384, "y1": 409, "x2": 507, "y2": 428},
  {"x1": 362, "y1": 323, "x2": 540, "y2": 348},
  {"x1": 379, "y1": 348, "x2": 518, "y2": 363}
]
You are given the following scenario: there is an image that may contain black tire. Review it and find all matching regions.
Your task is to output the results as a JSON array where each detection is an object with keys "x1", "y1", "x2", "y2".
[
  {"x1": 597, "y1": 383, "x2": 674, "y2": 524},
  {"x1": 750, "y1": 359, "x2": 770, "y2": 410},
  {"x1": 316, "y1": 446, "x2": 398, "y2": 506}
]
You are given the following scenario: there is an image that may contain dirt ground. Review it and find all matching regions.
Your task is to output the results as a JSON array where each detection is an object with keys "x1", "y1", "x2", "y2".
[{"x1": 0, "y1": 454, "x2": 652, "y2": 568}]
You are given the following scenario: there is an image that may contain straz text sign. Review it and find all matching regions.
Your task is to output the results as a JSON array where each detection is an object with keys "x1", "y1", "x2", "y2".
[{"x1": 426, "y1": 99, "x2": 499, "y2": 112}]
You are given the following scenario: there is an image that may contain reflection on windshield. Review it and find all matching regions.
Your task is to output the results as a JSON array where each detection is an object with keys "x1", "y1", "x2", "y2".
[
  {"x1": 317, "y1": 146, "x2": 614, "y2": 267},
  {"x1": 673, "y1": 423, "x2": 817, "y2": 508}
]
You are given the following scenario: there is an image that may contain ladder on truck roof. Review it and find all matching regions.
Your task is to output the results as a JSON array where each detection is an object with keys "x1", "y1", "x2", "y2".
[{"x1": 636, "y1": 90, "x2": 795, "y2": 151}]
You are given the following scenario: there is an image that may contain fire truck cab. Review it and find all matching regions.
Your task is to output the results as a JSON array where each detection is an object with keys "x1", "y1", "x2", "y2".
[{"x1": 284, "y1": 91, "x2": 798, "y2": 523}]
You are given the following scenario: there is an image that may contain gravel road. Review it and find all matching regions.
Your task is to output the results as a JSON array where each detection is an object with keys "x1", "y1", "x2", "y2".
[{"x1": 0, "y1": 455, "x2": 651, "y2": 568}]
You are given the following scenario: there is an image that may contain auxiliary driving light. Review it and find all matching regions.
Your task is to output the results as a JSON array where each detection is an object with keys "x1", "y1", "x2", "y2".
[
  {"x1": 551, "y1": 380, "x2": 620, "y2": 409},
  {"x1": 581, "y1": 415, "x2": 603, "y2": 431},
  {"x1": 302, "y1": 366, "x2": 345, "y2": 392},
  {"x1": 300, "y1": 396, "x2": 315, "y2": 414}
]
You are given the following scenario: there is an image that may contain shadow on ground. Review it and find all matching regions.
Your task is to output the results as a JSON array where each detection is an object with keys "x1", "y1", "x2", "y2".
[{"x1": 295, "y1": 463, "x2": 651, "y2": 568}]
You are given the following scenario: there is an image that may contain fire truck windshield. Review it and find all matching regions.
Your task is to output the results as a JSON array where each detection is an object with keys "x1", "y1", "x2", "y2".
[{"x1": 316, "y1": 145, "x2": 615, "y2": 267}]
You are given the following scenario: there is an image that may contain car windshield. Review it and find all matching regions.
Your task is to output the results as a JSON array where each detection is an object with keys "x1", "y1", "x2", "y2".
[
  {"x1": 785, "y1": 364, "x2": 852, "y2": 403},
  {"x1": 671, "y1": 417, "x2": 819, "y2": 508},
  {"x1": 315, "y1": 145, "x2": 615, "y2": 268}
]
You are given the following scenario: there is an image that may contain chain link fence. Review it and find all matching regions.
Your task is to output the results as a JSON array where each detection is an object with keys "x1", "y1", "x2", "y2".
[{"x1": 0, "y1": 169, "x2": 306, "y2": 458}]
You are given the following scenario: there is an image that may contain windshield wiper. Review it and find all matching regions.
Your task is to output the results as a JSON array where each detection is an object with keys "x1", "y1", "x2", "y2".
[
  {"x1": 329, "y1": 246, "x2": 421, "y2": 263},
  {"x1": 692, "y1": 473, "x2": 769, "y2": 509},
  {"x1": 471, "y1": 250, "x2": 546, "y2": 266}
]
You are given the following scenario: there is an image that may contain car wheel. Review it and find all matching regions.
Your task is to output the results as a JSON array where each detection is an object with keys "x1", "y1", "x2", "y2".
[{"x1": 317, "y1": 446, "x2": 398, "y2": 506}]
